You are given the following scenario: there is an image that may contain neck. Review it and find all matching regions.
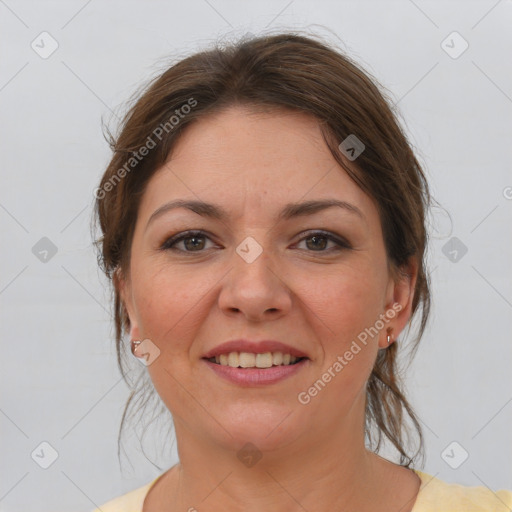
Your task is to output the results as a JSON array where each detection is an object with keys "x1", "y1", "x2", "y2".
[{"x1": 166, "y1": 396, "x2": 392, "y2": 511}]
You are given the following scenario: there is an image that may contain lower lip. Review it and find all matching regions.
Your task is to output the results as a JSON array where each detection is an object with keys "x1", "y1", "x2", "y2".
[{"x1": 203, "y1": 358, "x2": 308, "y2": 386}]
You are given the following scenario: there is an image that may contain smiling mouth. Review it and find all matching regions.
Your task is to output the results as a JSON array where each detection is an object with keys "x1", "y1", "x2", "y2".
[{"x1": 205, "y1": 351, "x2": 307, "y2": 368}]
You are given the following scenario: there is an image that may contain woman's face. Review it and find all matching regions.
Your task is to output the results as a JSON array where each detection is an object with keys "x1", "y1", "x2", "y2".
[{"x1": 119, "y1": 106, "x2": 415, "y2": 452}]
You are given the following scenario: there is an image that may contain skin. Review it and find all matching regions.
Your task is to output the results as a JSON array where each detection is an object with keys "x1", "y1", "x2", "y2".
[{"x1": 118, "y1": 105, "x2": 421, "y2": 512}]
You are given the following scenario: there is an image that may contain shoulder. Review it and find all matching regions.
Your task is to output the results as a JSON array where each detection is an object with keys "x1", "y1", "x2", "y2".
[
  {"x1": 413, "y1": 470, "x2": 512, "y2": 512},
  {"x1": 90, "y1": 480, "x2": 156, "y2": 512}
]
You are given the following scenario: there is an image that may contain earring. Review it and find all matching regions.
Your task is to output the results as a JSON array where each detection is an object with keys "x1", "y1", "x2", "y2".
[
  {"x1": 131, "y1": 340, "x2": 141, "y2": 356},
  {"x1": 386, "y1": 327, "x2": 393, "y2": 345}
]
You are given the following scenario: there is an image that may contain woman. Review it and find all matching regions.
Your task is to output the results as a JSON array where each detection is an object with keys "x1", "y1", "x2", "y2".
[{"x1": 92, "y1": 32, "x2": 512, "y2": 511}]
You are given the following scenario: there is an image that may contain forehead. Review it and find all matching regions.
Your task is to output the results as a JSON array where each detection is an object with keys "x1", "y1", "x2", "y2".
[{"x1": 138, "y1": 106, "x2": 376, "y2": 223}]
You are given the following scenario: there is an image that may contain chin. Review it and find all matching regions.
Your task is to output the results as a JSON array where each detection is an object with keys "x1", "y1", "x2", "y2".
[{"x1": 215, "y1": 403, "x2": 301, "y2": 452}]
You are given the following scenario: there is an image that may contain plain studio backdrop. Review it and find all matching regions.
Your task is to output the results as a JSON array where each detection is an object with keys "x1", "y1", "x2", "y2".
[{"x1": 1, "y1": 1, "x2": 511, "y2": 511}]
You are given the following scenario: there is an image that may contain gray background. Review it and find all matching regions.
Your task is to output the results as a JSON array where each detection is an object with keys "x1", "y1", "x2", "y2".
[{"x1": 1, "y1": 1, "x2": 511, "y2": 511}]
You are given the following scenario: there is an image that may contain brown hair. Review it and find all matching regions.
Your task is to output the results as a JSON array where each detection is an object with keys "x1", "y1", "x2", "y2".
[{"x1": 93, "y1": 31, "x2": 431, "y2": 469}]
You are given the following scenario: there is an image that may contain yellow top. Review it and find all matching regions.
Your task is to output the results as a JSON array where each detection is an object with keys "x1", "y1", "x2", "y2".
[{"x1": 92, "y1": 469, "x2": 512, "y2": 511}]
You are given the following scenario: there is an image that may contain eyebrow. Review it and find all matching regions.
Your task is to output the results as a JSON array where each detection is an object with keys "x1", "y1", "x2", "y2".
[{"x1": 146, "y1": 198, "x2": 365, "y2": 229}]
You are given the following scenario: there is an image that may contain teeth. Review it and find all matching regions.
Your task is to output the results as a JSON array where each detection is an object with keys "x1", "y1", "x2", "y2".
[
  {"x1": 211, "y1": 351, "x2": 301, "y2": 368},
  {"x1": 227, "y1": 352, "x2": 239, "y2": 368},
  {"x1": 256, "y1": 352, "x2": 273, "y2": 368},
  {"x1": 273, "y1": 352, "x2": 283, "y2": 365},
  {"x1": 239, "y1": 352, "x2": 256, "y2": 368}
]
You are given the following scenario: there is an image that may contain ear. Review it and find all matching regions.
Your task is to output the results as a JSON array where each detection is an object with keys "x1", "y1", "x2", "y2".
[
  {"x1": 379, "y1": 256, "x2": 418, "y2": 349},
  {"x1": 114, "y1": 268, "x2": 142, "y2": 341}
]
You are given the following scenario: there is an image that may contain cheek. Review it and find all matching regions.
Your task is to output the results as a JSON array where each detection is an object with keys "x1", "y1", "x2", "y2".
[
  {"x1": 131, "y1": 262, "x2": 215, "y2": 351},
  {"x1": 303, "y1": 264, "x2": 386, "y2": 341},
  {"x1": 298, "y1": 263, "x2": 384, "y2": 394},
  {"x1": 132, "y1": 266, "x2": 213, "y2": 411}
]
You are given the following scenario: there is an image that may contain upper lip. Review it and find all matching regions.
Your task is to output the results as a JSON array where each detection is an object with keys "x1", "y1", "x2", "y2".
[{"x1": 202, "y1": 339, "x2": 309, "y2": 359}]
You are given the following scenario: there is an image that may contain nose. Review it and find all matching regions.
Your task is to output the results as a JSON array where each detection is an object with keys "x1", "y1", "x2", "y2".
[{"x1": 218, "y1": 244, "x2": 292, "y2": 322}]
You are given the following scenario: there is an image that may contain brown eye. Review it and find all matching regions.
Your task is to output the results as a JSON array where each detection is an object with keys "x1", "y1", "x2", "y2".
[
  {"x1": 296, "y1": 231, "x2": 350, "y2": 252},
  {"x1": 305, "y1": 234, "x2": 329, "y2": 250},
  {"x1": 182, "y1": 235, "x2": 206, "y2": 251},
  {"x1": 161, "y1": 231, "x2": 214, "y2": 252}
]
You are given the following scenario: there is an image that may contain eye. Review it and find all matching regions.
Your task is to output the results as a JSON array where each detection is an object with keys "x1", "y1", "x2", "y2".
[
  {"x1": 160, "y1": 230, "x2": 216, "y2": 252},
  {"x1": 295, "y1": 230, "x2": 350, "y2": 252},
  {"x1": 160, "y1": 229, "x2": 351, "y2": 254}
]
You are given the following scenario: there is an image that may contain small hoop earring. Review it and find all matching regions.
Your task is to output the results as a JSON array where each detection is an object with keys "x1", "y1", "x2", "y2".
[
  {"x1": 131, "y1": 340, "x2": 141, "y2": 356},
  {"x1": 386, "y1": 327, "x2": 393, "y2": 345}
]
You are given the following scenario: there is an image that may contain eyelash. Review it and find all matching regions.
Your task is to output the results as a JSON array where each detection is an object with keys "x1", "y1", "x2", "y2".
[{"x1": 160, "y1": 230, "x2": 351, "y2": 254}]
